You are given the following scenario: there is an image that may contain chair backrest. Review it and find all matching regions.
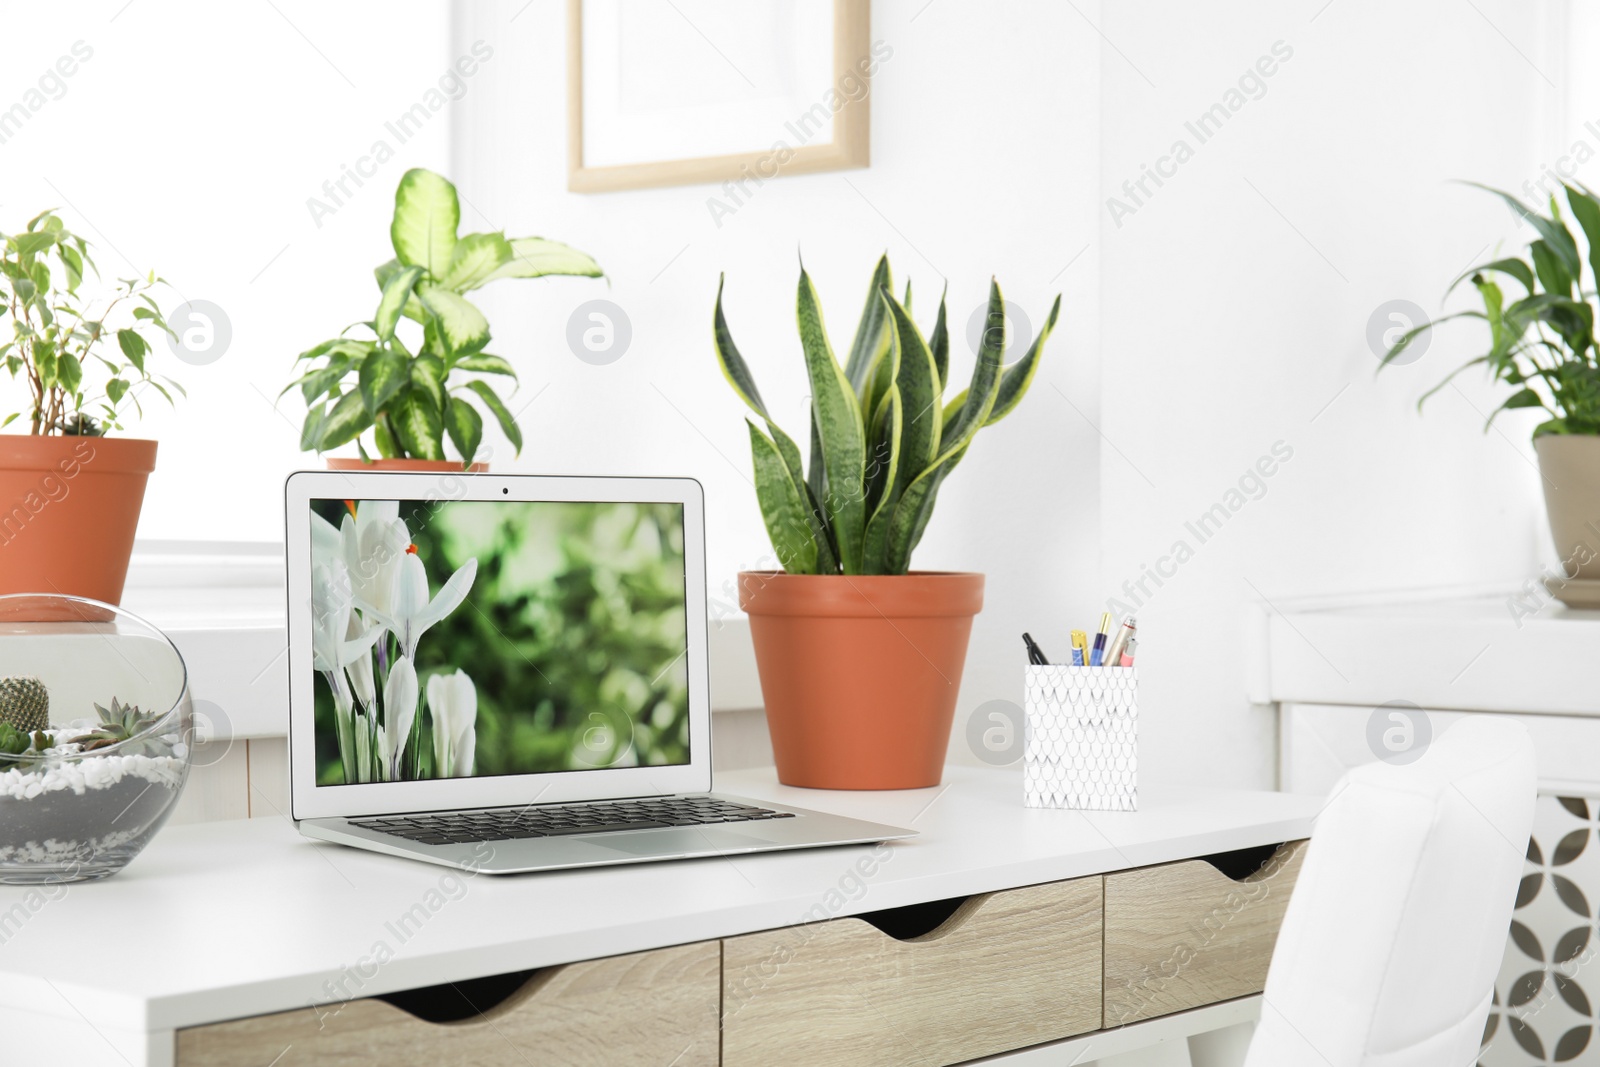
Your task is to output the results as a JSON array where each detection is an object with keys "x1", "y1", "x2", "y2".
[{"x1": 1244, "y1": 715, "x2": 1536, "y2": 1067}]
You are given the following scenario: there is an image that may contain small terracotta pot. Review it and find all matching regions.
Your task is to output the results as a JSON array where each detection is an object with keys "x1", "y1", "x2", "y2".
[
  {"x1": 325, "y1": 458, "x2": 487, "y2": 473},
  {"x1": 1536, "y1": 434, "x2": 1600, "y2": 589},
  {"x1": 738, "y1": 571, "x2": 984, "y2": 790},
  {"x1": 0, "y1": 436, "x2": 157, "y2": 605}
]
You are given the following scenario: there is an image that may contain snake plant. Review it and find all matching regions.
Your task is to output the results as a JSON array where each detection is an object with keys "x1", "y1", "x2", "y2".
[{"x1": 714, "y1": 257, "x2": 1060, "y2": 576}]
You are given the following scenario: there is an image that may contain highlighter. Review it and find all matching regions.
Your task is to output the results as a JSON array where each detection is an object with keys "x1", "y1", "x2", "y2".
[
  {"x1": 1070, "y1": 630, "x2": 1089, "y2": 666},
  {"x1": 1089, "y1": 612, "x2": 1111, "y2": 666}
]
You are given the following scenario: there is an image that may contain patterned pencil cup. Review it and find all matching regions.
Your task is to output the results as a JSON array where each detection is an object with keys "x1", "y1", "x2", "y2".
[{"x1": 1023, "y1": 665, "x2": 1138, "y2": 811}]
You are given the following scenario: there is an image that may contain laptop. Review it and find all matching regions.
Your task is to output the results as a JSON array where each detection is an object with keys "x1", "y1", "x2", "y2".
[{"x1": 284, "y1": 471, "x2": 914, "y2": 874}]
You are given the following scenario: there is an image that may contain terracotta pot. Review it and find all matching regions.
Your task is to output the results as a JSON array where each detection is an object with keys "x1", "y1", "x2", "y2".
[
  {"x1": 1536, "y1": 435, "x2": 1600, "y2": 596},
  {"x1": 0, "y1": 436, "x2": 157, "y2": 605},
  {"x1": 738, "y1": 571, "x2": 984, "y2": 790},
  {"x1": 325, "y1": 458, "x2": 487, "y2": 473}
]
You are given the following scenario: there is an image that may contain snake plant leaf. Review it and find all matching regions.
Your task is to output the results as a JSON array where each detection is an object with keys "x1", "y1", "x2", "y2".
[
  {"x1": 939, "y1": 279, "x2": 1008, "y2": 453},
  {"x1": 391, "y1": 168, "x2": 459, "y2": 280},
  {"x1": 452, "y1": 353, "x2": 517, "y2": 378},
  {"x1": 320, "y1": 389, "x2": 375, "y2": 451},
  {"x1": 445, "y1": 396, "x2": 484, "y2": 465},
  {"x1": 416, "y1": 284, "x2": 490, "y2": 355},
  {"x1": 929, "y1": 286, "x2": 949, "y2": 389},
  {"x1": 1446, "y1": 257, "x2": 1535, "y2": 297},
  {"x1": 985, "y1": 293, "x2": 1060, "y2": 425},
  {"x1": 843, "y1": 254, "x2": 893, "y2": 393},
  {"x1": 883, "y1": 443, "x2": 968, "y2": 575},
  {"x1": 358, "y1": 348, "x2": 409, "y2": 415},
  {"x1": 747, "y1": 420, "x2": 820, "y2": 574},
  {"x1": 903, "y1": 278, "x2": 912, "y2": 314},
  {"x1": 861, "y1": 385, "x2": 903, "y2": 573},
  {"x1": 1462, "y1": 182, "x2": 1581, "y2": 283},
  {"x1": 374, "y1": 265, "x2": 424, "y2": 344},
  {"x1": 463, "y1": 379, "x2": 523, "y2": 455},
  {"x1": 712, "y1": 275, "x2": 771, "y2": 416},
  {"x1": 438, "y1": 233, "x2": 513, "y2": 293},
  {"x1": 389, "y1": 389, "x2": 446, "y2": 460},
  {"x1": 409, "y1": 352, "x2": 446, "y2": 413},
  {"x1": 1565, "y1": 185, "x2": 1600, "y2": 289},
  {"x1": 882, "y1": 292, "x2": 942, "y2": 493},
  {"x1": 478, "y1": 237, "x2": 604, "y2": 287},
  {"x1": 797, "y1": 267, "x2": 866, "y2": 572}
]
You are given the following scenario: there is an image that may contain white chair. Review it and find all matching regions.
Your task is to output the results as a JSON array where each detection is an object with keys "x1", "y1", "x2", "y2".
[{"x1": 1242, "y1": 715, "x2": 1536, "y2": 1066}]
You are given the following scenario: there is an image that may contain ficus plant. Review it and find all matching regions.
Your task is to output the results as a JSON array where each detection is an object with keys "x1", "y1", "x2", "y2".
[
  {"x1": 288, "y1": 168, "x2": 603, "y2": 466},
  {"x1": 714, "y1": 256, "x2": 1060, "y2": 576},
  {"x1": 1383, "y1": 182, "x2": 1600, "y2": 436},
  {"x1": 0, "y1": 210, "x2": 183, "y2": 436}
]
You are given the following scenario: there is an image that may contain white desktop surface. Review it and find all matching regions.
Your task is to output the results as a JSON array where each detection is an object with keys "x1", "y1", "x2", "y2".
[{"x1": 0, "y1": 766, "x2": 1322, "y2": 1036}]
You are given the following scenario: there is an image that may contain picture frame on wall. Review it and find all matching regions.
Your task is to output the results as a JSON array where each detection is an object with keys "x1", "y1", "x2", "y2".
[{"x1": 567, "y1": 0, "x2": 876, "y2": 194}]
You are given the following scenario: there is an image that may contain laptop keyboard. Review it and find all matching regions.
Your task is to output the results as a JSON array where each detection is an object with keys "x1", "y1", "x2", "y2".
[{"x1": 349, "y1": 796, "x2": 795, "y2": 846}]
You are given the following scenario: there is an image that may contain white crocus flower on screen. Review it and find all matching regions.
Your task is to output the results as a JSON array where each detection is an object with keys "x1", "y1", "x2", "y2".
[
  {"x1": 374, "y1": 554, "x2": 479, "y2": 661},
  {"x1": 383, "y1": 655, "x2": 419, "y2": 781},
  {"x1": 428, "y1": 669, "x2": 478, "y2": 777},
  {"x1": 342, "y1": 501, "x2": 411, "y2": 623},
  {"x1": 311, "y1": 559, "x2": 380, "y2": 674},
  {"x1": 311, "y1": 509, "x2": 342, "y2": 569}
]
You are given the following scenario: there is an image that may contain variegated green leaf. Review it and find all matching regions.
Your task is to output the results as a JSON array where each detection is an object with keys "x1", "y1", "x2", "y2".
[
  {"x1": 883, "y1": 291, "x2": 941, "y2": 493},
  {"x1": 463, "y1": 379, "x2": 522, "y2": 455},
  {"x1": 843, "y1": 254, "x2": 893, "y2": 393},
  {"x1": 320, "y1": 389, "x2": 373, "y2": 451},
  {"x1": 477, "y1": 236, "x2": 604, "y2": 287},
  {"x1": 445, "y1": 396, "x2": 484, "y2": 464},
  {"x1": 986, "y1": 293, "x2": 1060, "y2": 425},
  {"x1": 374, "y1": 265, "x2": 424, "y2": 344},
  {"x1": 417, "y1": 284, "x2": 490, "y2": 355},
  {"x1": 797, "y1": 266, "x2": 866, "y2": 572},
  {"x1": 861, "y1": 385, "x2": 903, "y2": 573},
  {"x1": 438, "y1": 233, "x2": 513, "y2": 292},
  {"x1": 389, "y1": 390, "x2": 445, "y2": 460},
  {"x1": 747, "y1": 420, "x2": 819, "y2": 574},
  {"x1": 358, "y1": 348, "x2": 408, "y2": 415},
  {"x1": 390, "y1": 168, "x2": 458, "y2": 278}
]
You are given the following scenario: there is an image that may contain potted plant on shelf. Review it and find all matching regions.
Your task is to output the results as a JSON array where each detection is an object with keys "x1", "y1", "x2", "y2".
[
  {"x1": 288, "y1": 168, "x2": 603, "y2": 472},
  {"x1": 713, "y1": 256, "x2": 1061, "y2": 789},
  {"x1": 0, "y1": 210, "x2": 183, "y2": 604},
  {"x1": 1385, "y1": 183, "x2": 1600, "y2": 607}
]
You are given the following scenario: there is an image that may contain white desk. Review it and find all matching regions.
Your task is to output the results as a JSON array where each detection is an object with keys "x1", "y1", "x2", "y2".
[{"x1": 0, "y1": 766, "x2": 1321, "y2": 1066}]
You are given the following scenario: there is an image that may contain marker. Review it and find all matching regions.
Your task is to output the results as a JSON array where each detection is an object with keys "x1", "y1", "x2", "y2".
[
  {"x1": 1022, "y1": 632, "x2": 1051, "y2": 666},
  {"x1": 1070, "y1": 630, "x2": 1089, "y2": 666},
  {"x1": 1119, "y1": 636, "x2": 1137, "y2": 668},
  {"x1": 1105, "y1": 617, "x2": 1137, "y2": 669},
  {"x1": 1090, "y1": 612, "x2": 1111, "y2": 666}
]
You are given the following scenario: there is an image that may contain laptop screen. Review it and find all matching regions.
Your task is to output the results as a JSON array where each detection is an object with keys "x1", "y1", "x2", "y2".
[{"x1": 308, "y1": 497, "x2": 690, "y2": 787}]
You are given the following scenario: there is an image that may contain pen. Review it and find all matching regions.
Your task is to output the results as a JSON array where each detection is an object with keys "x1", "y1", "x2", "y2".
[
  {"x1": 1070, "y1": 630, "x2": 1089, "y2": 666},
  {"x1": 1090, "y1": 612, "x2": 1111, "y2": 666},
  {"x1": 1022, "y1": 632, "x2": 1051, "y2": 666},
  {"x1": 1105, "y1": 616, "x2": 1136, "y2": 668},
  {"x1": 1119, "y1": 636, "x2": 1137, "y2": 667}
]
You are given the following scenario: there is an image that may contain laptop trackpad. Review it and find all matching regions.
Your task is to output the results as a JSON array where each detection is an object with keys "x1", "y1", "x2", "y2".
[{"x1": 595, "y1": 826, "x2": 769, "y2": 856}]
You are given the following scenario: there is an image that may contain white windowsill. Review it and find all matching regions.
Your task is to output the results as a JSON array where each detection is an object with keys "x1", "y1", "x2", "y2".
[{"x1": 118, "y1": 542, "x2": 763, "y2": 741}]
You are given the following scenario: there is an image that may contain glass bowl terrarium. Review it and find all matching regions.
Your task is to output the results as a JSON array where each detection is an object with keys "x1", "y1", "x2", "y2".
[{"x1": 0, "y1": 594, "x2": 192, "y2": 883}]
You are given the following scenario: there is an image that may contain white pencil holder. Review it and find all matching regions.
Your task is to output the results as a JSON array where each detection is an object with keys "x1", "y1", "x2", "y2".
[{"x1": 1023, "y1": 665, "x2": 1138, "y2": 812}]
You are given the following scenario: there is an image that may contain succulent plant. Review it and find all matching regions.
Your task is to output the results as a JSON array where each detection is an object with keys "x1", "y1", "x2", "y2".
[
  {"x1": 0, "y1": 676, "x2": 49, "y2": 733},
  {"x1": 76, "y1": 698, "x2": 165, "y2": 754},
  {"x1": 0, "y1": 723, "x2": 31, "y2": 758}
]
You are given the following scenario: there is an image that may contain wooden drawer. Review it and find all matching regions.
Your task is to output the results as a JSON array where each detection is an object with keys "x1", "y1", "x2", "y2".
[
  {"x1": 1103, "y1": 839, "x2": 1307, "y2": 1025},
  {"x1": 721, "y1": 876, "x2": 1103, "y2": 1067},
  {"x1": 175, "y1": 940, "x2": 719, "y2": 1066}
]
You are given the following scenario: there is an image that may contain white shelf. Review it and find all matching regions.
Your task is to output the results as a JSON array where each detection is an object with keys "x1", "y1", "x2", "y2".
[{"x1": 1249, "y1": 587, "x2": 1600, "y2": 715}]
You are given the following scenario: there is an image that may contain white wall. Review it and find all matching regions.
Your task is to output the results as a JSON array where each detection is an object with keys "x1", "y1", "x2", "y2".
[
  {"x1": 0, "y1": 0, "x2": 453, "y2": 542},
  {"x1": 1097, "y1": 0, "x2": 1558, "y2": 789},
  {"x1": 451, "y1": 0, "x2": 1104, "y2": 760}
]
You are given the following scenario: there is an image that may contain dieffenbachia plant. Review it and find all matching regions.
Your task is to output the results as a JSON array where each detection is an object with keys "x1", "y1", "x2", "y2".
[
  {"x1": 714, "y1": 257, "x2": 1060, "y2": 575},
  {"x1": 288, "y1": 168, "x2": 603, "y2": 465},
  {"x1": 1383, "y1": 182, "x2": 1600, "y2": 436}
]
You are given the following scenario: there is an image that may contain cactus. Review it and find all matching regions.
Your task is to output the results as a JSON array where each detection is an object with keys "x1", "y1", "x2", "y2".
[
  {"x1": 0, "y1": 676, "x2": 49, "y2": 733},
  {"x1": 76, "y1": 698, "x2": 164, "y2": 754}
]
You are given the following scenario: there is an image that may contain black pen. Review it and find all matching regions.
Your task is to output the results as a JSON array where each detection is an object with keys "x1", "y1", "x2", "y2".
[{"x1": 1022, "y1": 632, "x2": 1051, "y2": 666}]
